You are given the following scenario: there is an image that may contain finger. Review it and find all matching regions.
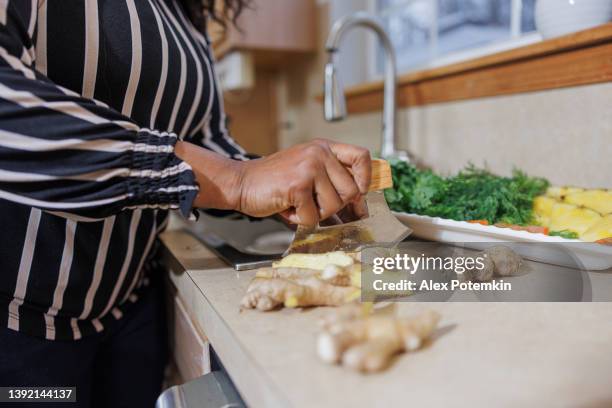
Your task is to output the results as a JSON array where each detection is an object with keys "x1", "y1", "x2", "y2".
[
  {"x1": 291, "y1": 186, "x2": 319, "y2": 227},
  {"x1": 274, "y1": 212, "x2": 297, "y2": 230},
  {"x1": 326, "y1": 142, "x2": 372, "y2": 194},
  {"x1": 351, "y1": 195, "x2": 369, "y2": 219},
  {"x1": 313, "y1": 171, "x2": 344, "y2": 220},
  {"x1": 323, "y1": 155, "x2": 361, "y2": 205}
]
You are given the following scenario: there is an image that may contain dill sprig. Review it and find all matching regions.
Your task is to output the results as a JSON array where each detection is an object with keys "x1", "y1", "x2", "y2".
[{"x1": 385, "y1": 161, "x2": 549, "y2": 225}]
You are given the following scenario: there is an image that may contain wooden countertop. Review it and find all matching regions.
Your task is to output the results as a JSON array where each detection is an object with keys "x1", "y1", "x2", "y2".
[{"x1": 160, "y1": 228, "x2": 612, "y2": 408}]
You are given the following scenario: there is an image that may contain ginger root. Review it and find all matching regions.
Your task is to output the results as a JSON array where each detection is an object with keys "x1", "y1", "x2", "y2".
[
  {"x1": 240, "y1": 277, "x2": 358, "y2": 311},
  {"x1": 485, "y1": 245, "x2": 522, "y2": 276},
  {"x1": 317, "y1": 306, "x2": 440, "y2": 373},
  {"x1": 242, "y1": 251, "x2": 363, "y2": 312},
  {"x1": 318, "y1": 302, "x2": 364, "y2": 329},
  {"x1": 462, "y1": 255, "x2": 495, "y2": 282},
  {"x1": 255, "y1": 266, "x2": 352, "y2": 287},
  {"x1": 461, "y1": 245, "x2": 522, "y2": 282}
]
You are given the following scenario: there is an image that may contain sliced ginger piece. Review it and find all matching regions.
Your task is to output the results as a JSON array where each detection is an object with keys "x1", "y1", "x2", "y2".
[
  {"x1": 285, "y1": 229, "x2": 343, "y2": 254},
  {"x1": 273, "y1": 251, "x2": 354, "y2": 270},
  {"x1": 256, "y1": 266, "x2": 352, "y2": 286}
]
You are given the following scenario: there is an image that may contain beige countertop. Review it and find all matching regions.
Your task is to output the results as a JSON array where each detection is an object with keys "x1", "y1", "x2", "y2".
[{"x1": 160, "y1": 228, "x2": 612, "y2": 408}]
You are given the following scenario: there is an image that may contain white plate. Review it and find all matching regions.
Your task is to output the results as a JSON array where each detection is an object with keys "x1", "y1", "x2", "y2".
[{"x1": 394, "y1": 212, "x2": 612, "y2": 271}]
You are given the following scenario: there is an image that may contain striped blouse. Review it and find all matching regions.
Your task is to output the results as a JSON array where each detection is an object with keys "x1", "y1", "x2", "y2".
[{"x1": 0, "y1": 0, "x2": 246, "y2": 340}]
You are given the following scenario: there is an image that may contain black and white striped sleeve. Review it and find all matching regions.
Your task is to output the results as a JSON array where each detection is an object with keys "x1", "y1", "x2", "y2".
[{"x1": 0, "y1": 1, "x2": 198, "y2": 219}]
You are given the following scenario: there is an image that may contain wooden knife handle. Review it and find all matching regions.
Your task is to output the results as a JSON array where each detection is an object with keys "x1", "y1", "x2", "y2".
[
  {"x1": 369, "y1": 159, "x2": 393, "y2": 191},
  {"x1": 343, "y1": 159, "x2": 393, "y2": 191}
]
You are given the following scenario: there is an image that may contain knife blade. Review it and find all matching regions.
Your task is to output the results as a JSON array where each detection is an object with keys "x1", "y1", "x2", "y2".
[{"x1": 284, "y1": 159, "x2": 411, "y2": 255}]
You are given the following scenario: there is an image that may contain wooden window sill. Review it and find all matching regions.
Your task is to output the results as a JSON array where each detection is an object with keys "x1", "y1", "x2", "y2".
[{"x1": 317, "y1": 23, "x2": 612, "y2": 114}]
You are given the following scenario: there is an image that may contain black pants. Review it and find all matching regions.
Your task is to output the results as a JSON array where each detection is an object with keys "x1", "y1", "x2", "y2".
[{"x1": 0, "y1": 280, "x2": 168, "y2": 408}]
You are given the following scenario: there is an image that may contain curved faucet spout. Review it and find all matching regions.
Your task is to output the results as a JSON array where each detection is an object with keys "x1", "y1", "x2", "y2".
[{"x1": 324, "y1": 12, "x2": 401, "y2": 159}]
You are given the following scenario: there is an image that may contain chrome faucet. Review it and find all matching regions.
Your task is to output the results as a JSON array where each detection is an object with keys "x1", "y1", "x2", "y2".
[{"x1": 324, "y1": 11, "x2": 409, "y2": 160}]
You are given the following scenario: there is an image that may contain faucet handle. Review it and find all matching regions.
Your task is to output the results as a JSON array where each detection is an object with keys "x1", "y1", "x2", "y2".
[{"x1": 324, "y1": 61, "x2": 346, "y2": 122}]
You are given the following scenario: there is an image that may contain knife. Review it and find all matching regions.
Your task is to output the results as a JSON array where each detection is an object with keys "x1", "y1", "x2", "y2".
[{"x1": 284, "y1": 159, "x2": 411, "y2": 255}]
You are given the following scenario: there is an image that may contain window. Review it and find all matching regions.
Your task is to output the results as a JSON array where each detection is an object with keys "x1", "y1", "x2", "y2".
[{"x1": 370, "y1": 0, "x2": 540, "y2": 76}]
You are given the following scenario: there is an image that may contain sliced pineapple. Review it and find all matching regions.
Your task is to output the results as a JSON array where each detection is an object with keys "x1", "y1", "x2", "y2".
[
  {"x1": 581, "y1": 214, "x2": 612, "y2": 242},
  {"x1": 549, "y1": 202, "x2": 601, "y2": 237},
  {"x1": 563, "y1": 190, "x2": 612, "y2": 215},
  {"x1": 533, "y1": 196, "x2": 557, "y2": 226},
  {"x1": 546, "y1": 186, "x2": 584, "y2": 199}
]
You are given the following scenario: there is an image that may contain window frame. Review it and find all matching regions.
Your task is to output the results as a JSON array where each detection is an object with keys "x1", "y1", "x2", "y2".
[{"x1": 365, "y1": 0, "x2": 543, "y2": 81}]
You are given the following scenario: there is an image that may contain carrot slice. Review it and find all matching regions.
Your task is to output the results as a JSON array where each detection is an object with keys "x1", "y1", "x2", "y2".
[
  {"x1": 596, "y1": 237, "x2": 612, "y2": 246},
  {"x1": 524, "y1": 225, "x2": 549, "y2": 235},
  {"x1": 468, "y1": 220, "x2": 489, "y2": 225}
]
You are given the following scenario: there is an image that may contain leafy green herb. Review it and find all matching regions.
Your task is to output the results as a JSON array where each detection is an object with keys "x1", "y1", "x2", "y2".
[
  {"x1": 385, "y1": 161, "x2": 549, "y2": 225},
  {"x1": 549, "y1": 230, "x2": 579, "y2": 239}
]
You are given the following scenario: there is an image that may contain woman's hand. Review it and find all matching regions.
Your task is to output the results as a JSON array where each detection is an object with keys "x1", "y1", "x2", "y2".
[
  {"x1": 175, "y1": 139, "x2": 371, "y2": 226},
  {"x1": 237, "y1": 139, "x2": 371, "y2": 226}
]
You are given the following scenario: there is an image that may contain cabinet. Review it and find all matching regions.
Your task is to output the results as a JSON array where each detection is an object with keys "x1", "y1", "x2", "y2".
[
  {"x1": 209, "y1": 0, "x2": 316, "y2": 66},
  {"x1": 208, "y1": 0, "x2": 317, "y2": 156},
  {"x1": 223, "y1": 70, "x2": 278, "y2": 156},
  {"x1": 167, "y1": 282, "x2": 211, "y2": 383}
]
